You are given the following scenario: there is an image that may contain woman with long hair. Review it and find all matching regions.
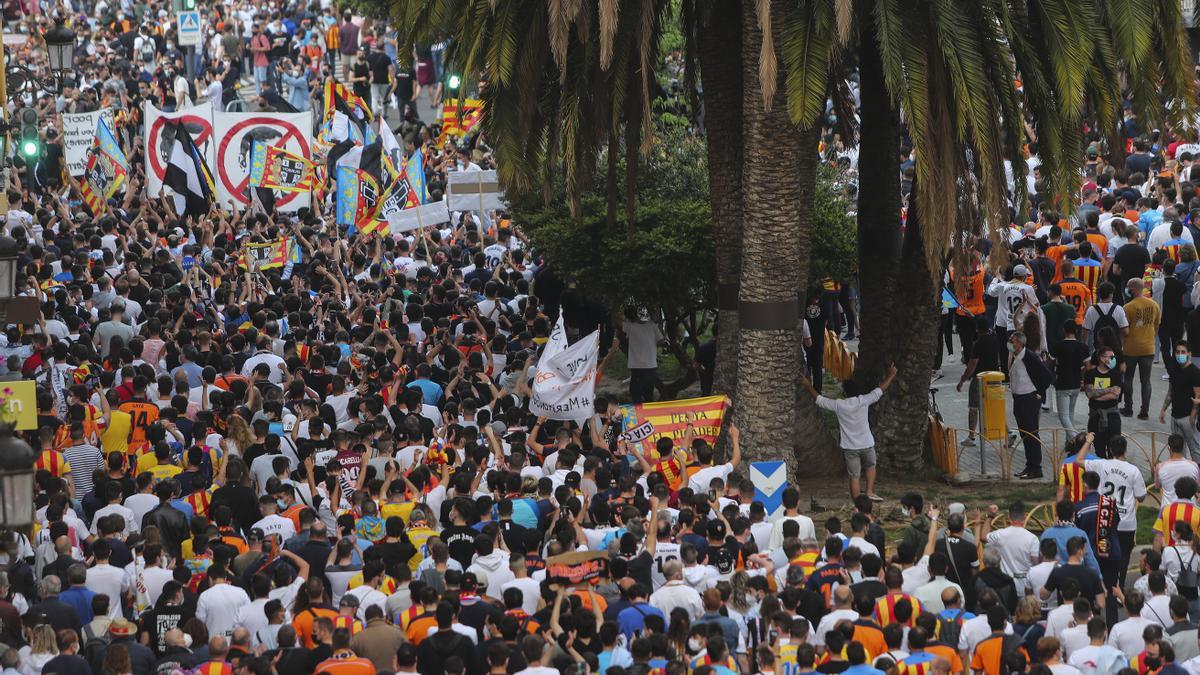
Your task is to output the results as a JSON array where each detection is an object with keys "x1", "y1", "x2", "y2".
[
  {"x1": 17, "y1": 623, "x2": 58, "y2": 675},
  {"x1": 666, "y1": 607, "x2": 691, "y2": 660},
  {"x1": 223, "y1": 414, "x2": 254, "y2": 456},
  {"x1": 1164, "y1": 521, "x2": 1200, "y2": 622},
  {"x1": 1012, "y1": 595, "x2": 1046, "y2": 661}
]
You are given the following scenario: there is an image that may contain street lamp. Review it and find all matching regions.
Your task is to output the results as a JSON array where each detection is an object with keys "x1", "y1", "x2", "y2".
[
  {"x1": 43, "y1": 22, "x2": 76, "y2": 78},
  {"x1": 0, "y1": 426, "x2": 34, "y2": 530},
  {"x1": 0, "y1": 236, "x2": 17, "y2": 300}
]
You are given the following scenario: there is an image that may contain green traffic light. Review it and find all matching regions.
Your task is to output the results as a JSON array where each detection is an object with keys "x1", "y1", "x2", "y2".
[
  {"x1": 20, "y1": 140, "x2": 38, "y2": 157},
  {"x1": 447, "y1": 75, "x2": 461, "y2": 90}
]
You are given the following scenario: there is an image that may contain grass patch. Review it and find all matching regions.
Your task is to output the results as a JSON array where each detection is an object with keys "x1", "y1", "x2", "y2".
[{"x1": 1137, "y1": 504, "x2": 1160, "y2": 547}]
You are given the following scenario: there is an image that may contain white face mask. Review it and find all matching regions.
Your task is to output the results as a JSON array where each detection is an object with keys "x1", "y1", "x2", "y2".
[{"x1": 688, "y1": 638, "x2": 703, "y2": 652}]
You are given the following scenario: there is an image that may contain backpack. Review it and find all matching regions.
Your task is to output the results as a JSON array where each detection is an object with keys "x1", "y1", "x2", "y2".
[
  {"x1": 937, "y1": 609, "x2": 966, "y2": 650},
  {"x1": 82, "y1": 634, "x2": 111, "y2": 672},
  {"x1": 1092, "y1": 303, "x2": 1121, "y2": 339},
  {"x1": 1173, "y1": 545, "x2": 1199, "y2": 598}
]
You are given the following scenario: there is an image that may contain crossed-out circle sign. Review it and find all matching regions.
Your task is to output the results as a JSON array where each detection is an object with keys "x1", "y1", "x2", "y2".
[
  {"x1": 216, "y1": 117, "x2": 311, "y2": 207},
  {"x1": 147, "y1": 113, "x2": 213, "y2": 183}
]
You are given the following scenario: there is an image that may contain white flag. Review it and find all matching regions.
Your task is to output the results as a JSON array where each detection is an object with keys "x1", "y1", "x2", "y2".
[{"x1": 530, "y1": 317, "x2": 599, "y2": 424}]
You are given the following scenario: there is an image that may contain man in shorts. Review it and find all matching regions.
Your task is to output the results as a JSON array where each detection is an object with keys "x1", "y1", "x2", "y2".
[{"x1": 800, "y1": 363, "x2": 897, "y2": 501}]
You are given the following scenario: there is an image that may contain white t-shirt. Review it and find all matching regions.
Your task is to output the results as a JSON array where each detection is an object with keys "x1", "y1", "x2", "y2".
[
  {"x1": 1060, "y1": 624, "x2": 1091, "y2": 659},
  {"x1": 86, "y1": 563, "x2": 130, "y2": 619},
  {"x1": 846, "y1": 536, "x2": 880, "y2": 558},
  {"x1": 501, "y1": 577, "x2": 541, "y2": 615},
  {"x1": 1083, "y1": 458, "x2": 1148, "y2": 531},
  {"x1": 1157, "y1": 459, "x2": 1200, "y2": 505},
  {"x1": 814, "y1": 609, "x2": 859, "y2": 647},
  {"x1": 1108, "y1": 616, "x2": 1155, "y2": 656},
  {"x1": 1027, "y1": 561, "x2": 1059, "y2": 610},
  {"x1": 687, "y1": 463, "x2": 735, "y2": 495},
  {"x1": 767, "y1": 514, "x2": 817, "y2": 550},
  {"x1": 1046, "y1": 604, "x2": 1074, "y2": 638},
  {"x1": 985, "y1": 526, "x2": 1040, "y2": 579},
  {"x1": 251, "y1": 514, "x2": 296, "y2": 542},
  {"x1": 1050, "y1": 663, "x2": 1084, "y2": 675},
  {"x1": 815, "y1": 389, "x2": 885, "y2": 450},
  {"x1": 1083, "y1": 303, "x2": 1130, "y2": 333},
  {"x1": 958, "y1": 615, "x2": 1012, "y2": 656},
  {"x1": 197, "y1": 583, "x2": 252, "y2": 637},
  {"x1": 651, "y1": 542, "x2": 682, "y2": 591}
]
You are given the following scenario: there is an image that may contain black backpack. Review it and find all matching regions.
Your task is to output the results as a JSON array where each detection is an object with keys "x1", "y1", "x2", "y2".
[
  {"x1": 1092, "y1": 303, "x2": 1121, "y2": 338},
  {"x1": 938, "y1": 608, "x2": 966, "y2": 650}
]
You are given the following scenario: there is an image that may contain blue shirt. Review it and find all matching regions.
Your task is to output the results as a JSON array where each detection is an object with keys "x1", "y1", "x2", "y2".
[
  {"x1": 407, "y1": 379, "x2": 443, "y2": 406},
  {"x1": 1040, "y1": 524, "x2": 1102, "y2": 575},
  {"x1": 59, "y1": 587, "x2": 96, "y2": 625},
  {"x1": 617, "y1": 602, "x2": 666, "y2": 639}
]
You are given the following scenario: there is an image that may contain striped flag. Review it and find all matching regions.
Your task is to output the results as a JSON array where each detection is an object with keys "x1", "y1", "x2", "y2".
[
  {"x1": 250, "y1": 141, "x2": 318, "y2": 193},
  {"x1": 438, "y1": 98, "x2": 483, "y2": 144},
  {"x1": 163, "y1": 120, "x2": 216, "y2": 218},
  {"x1": 336, "y1": 166, "x2": 382, "y2": 233},
  {"x1": 80, "y1": 118, "x2": 128, "y2": 214},
  {"x1": 616, "y1": 395, "x2": 730, "y2": 455}
]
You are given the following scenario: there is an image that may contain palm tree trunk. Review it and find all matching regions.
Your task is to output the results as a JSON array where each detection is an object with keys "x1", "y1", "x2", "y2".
[
  {"x1": 852, "y1": 9, "x2": 903, "y2": 389},
  {"x1": 871, "y1": 183, "x2": 939, "y2": 470},
  {"x1": 698, "y1": 0, "x2": 744, "y2": 399},
  {"x1": 735, "y1": 0, "x2": 831, "y2": 466}
]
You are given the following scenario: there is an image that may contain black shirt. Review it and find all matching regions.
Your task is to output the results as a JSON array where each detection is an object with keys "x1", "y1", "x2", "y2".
[
  {"x1": 352, "y1": 61, "x2": 371, "y2": 98},
  {"x1": 1165, "y1": 277, "x2": 1187, "y2": 328},
  {"x1": 1043, "y1": 562, "x2": 1105, "y2": 603},
  {"x1": 938, "y1": 536, "x2": 979, "y2": 609},
  {"x1": 1168, "y1": 362, "x2": 1200, "y2": 418},
  {"x1": 971, "y1": 331, "x2": 1001, "y2": 372},
  {"x1": 1113, "y1": 244, "x2": 1151, "y2": 291},
  {"x1": 1050, "y1": 339, "x2": 1090, "y2": 389},
  {"x1": 211, "y1": 484, "x2": 260, "y2": 534},
  {"x1": 139, "y1": 605, "x2": 189, "y2": 656},
  {"x1": 39, "y1": 654, "x2": 91, "y2": 675},
  {"x1": 440, "y1": 524, "x2": 478, "y2": 569},
  {"x1": 1084, "y1": 366, "x2": 1122, "y2": 411},
  {"x1": 367, "y1": 52, "x2": 392, "y2": 84},
  {"x1": 394, "y1": 67, "x2": 416, "y2": 101}
]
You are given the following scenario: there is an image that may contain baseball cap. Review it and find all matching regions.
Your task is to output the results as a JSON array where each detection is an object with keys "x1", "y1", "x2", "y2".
[
  {"x1": 948, "y1": 503, "x2": 966, "y2": 516},
  {"x1": 1013, "y1": 264, "x2": 1030, "y2": 277},
  {"x1": 248, "y1": 528, "x2": 266, "y2": 542},
  {"x1": 339, "y1": 594, "x2": 360, "y2": 608}
]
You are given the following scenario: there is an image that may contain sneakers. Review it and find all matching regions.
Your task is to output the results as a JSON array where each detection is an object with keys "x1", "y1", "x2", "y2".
[
  {"x1": 1120, "y1": 408, "x2": 1133, "y2": 417},
  {"x1": 1138, "y1": 411, "x2": 1149, "y2": 420},
  {"x1": 961, "y1": 437, "x2": 977, "y2": 447},
  {"x1": 867, "y1": 494, "x2": 884, "y2": 502}
]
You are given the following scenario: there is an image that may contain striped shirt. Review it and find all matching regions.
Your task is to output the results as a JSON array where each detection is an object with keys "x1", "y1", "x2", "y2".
[
  {"x1": 35, "y1": 449, "x2": 71, "y2": 478},
  {"x1": 1059, "y1": 455, "x2": 1099, "y2": 503},
  {"x1": 898, "y1": 651, "x2": 938, "y2": 675},
  {"x1": 1154, "y1": 501, "x2": 1200, "y2": 546},
  {"x1": 61, "y1": 444, "x2": 103, "y2": 495},
  {"x1": 875, "y1": 593, "x2": 922, "y2": 627}
]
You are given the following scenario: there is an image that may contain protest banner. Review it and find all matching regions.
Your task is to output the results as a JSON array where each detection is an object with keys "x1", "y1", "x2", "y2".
[
  {"x1": 545, "y1": 551, "x2": 609, "y2": 585},
  {"x1": 445, "y1": 170, "x2": 505, "y2": 212},
  {"x1": 238, "y1": 239, "x2": 292, "y2": 271},
  {"x1": 213, "y1": 111, "x2": 312, "y2": 211},
  {"x1": 62, "y1": 108, "x2": 114, "y2": 176},
  {"x1": 616, "y1": 395, "x2": 730, "y2": 454},
  {"x1": 530, "y1": 316, "x2": 599, "y2": 424},
  {"x1": 619, "y1": 420, "x2": 656, "y2": 444},
  {"x1": 144, "y1": 102, "x2": 216, "y2": 196}
]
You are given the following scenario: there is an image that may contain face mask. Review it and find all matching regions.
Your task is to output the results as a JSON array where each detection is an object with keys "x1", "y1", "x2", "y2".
[
  {"x1": 166, "y1": 42, "x2": 174, "y2": 49},
  {"x1": 1108, "y1": 357, "x2": 1117, "y2": 369},
  {"x1": 688, "y1": 638, "x2": 703, "y2": 652},
  {"x1": 277, "y1": 499, "x2": 287, "y2": 510},
  {"x1": 1146, "y1": 658, "x2": 1162, "y2": 670},
  {"x1": 1179, "y1": 354, "x2": 1190, "y2": 364}
]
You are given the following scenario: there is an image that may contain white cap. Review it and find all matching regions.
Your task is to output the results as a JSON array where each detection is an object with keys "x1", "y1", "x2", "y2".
[{"x1": 948, "y1": 503, "x2": 966, "y2": 516}]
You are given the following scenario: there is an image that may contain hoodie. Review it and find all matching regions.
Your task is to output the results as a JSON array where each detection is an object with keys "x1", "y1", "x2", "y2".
[
  {"x1": 416, "y1": 629, "x2": 477, "y2": 674},
  {"x1": 901, "y1": 514, "x2": 931, "y2": 556},
  {"x1": 467, "y1": 550, "x2": 514, "y2": 600}
]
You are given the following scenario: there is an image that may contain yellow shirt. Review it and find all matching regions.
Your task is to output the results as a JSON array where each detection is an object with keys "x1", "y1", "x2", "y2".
[
  {"x1": 1124, "y1": 296, "x2": 1161, "y2": 357},
  {"x1": 149, "y1": 463, "x2": 182, "y2": 481},
  {"x1": 380, "y1": 501, "x2": 416, "y2": 524},
  {"x1": 101, "y1": 410, "x2": 131, "y2": 455},
  {"x1": 405, "y1": 526, "x2": 439, "y2": 571}
]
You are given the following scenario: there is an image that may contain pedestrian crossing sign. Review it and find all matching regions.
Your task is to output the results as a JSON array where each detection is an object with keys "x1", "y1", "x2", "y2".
[{"x1": 177, "y1": 11, "x2": 201, "y2": 46}]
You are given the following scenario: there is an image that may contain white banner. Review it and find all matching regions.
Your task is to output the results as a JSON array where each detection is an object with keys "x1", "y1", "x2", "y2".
[
  {"x1": 143, "y1": 102, "x2": 216, "y2": 197},
  {"x1": 446, "y1": 169, "x2": 505, "y2": 212},
  {"x1": 530, "y1": 317, "x2": 599, "y2": 424},
  {"x1": 212, "y1": 111, "x2": 313, "y2": 212},
  {"x1": 62, "y1": 108, "x2": 114, "y2": 176},
  {"x1": 387, "y1": 201, "x2": 452, "y2": 234}
]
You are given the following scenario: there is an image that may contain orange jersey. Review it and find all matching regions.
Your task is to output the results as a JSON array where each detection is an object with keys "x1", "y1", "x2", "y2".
[
  {"x1": 850, "y1": 621, "x2": 886, "y2": 659},
  {"x1": 315, "y1": 651, "x2": 375, "y2": 675},
  {"x1": 292, "y1": 606, "x2": 338, "y2": 649},
  {"x1": 874, "y1": 593, "x2": 922, "y2": 627},
  {"x1": 191, "y1": 662, "x2": 232, "y2": 675},
  {"x1": 953, "y1": 269, "x2": 986, "y2": 317},
  {"x1": 1154, "y1": 501, "x2": 1200, "y2": 546},
  {"x1": 653, "y1": 455, "x2": 686, "y2": 491},
  {"x1": 1058, "y1": 279, "x2": 1094, "y2": 325},
  {"x1": 972, "y1": 634, "x2": 1029, "y2": 675},
  {"x1": 1086, "y1": 233, "x2": 1109, "y2": 258},
  {"x1": 925, "y1": 645, "x2": 965, "y2": 675},
  {"x1": 118, "y1": 400, "x2": 159, "y2": 446},
  {"x1": 1048, "y1": 246, "x2": 1070, "y2": 283},
  {"x1": 406, "y1": 612, "x2": 438, "y2": 645}
]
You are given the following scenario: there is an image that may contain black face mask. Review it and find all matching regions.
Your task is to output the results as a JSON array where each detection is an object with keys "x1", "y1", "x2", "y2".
[{"x1": 1145, "y1": 658, "x2": 1162, "y2": 670}]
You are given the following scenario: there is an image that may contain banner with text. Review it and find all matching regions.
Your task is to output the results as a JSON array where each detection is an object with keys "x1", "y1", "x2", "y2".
[
  {"x1": 62, "y1": 108, "x2": 114, "y2": 176},
  {"x1": 530, "y1": 316, "x2": 599, "y2": 424},
  {"x1": 617, "y1": 395, "x2": 730, "y2": 455}
]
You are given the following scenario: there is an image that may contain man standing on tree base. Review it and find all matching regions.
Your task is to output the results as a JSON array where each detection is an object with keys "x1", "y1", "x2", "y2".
[{"x1": 800, "y1": 363, "x2": 898, "y2": 501}]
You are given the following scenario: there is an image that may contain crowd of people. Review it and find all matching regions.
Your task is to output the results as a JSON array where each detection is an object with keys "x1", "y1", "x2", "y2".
[{"x1": 10, "y1": 0, "x2": 1200, "y2": 675}]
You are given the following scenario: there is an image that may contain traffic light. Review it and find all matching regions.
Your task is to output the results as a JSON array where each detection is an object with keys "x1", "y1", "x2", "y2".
[
  {"x1": 17, "y1": 108, "x2": 39, "y2": 159},
  {"x1": 447, "y1": 74, "x2": 461, "y2": 92},
  {"x1": 173, "y1": 0, "x2": 196, "y2": 11}
]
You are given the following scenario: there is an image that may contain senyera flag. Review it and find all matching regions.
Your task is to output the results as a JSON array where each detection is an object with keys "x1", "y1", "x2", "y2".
[
  {"x1": 80, "y1": 118, "x2": 128, "y2": 214},
  {"x1": 617, "y1": 395, "x2": 730, "y2": 455},
  {"x1": 249, "y1": 141, "x2": 317, "y2": 193},
  {"x1": 438, "y1": 98, "x2": 482, "y2": 144}
]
